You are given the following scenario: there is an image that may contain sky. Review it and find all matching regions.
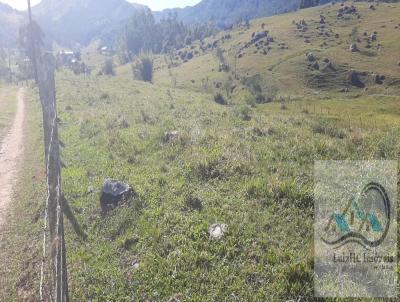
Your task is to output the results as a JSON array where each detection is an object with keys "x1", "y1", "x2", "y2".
[{"x1": 0, "y1": 0, "x2": 201, "y2": 11}]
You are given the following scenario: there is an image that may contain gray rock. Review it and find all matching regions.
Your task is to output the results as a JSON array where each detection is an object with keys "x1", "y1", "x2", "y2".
[
  {"x1": 348, "y1": 70, "x2": 365, "y2": 88},
  {"x1": 251, "y1": 31, "x2": 268, "y2": 43},
  {"x1": 100, "y1": 179, "x2": 134, "y2": 212},
  {"x1": 209, "y1": 223, "x2": 227, "y2": 240},
  {"x1": 349, "y1": 43, "x2": 359, "y2": 52},
  {"x1": 164, "y1": 131, "x2": 179, "y2": 142},
  {"x1": 305, "y1": 52, "x2": 314, "y2": 61},
  {"x1": 373, "y1": 74, "x2": 385, "y2": 84}
]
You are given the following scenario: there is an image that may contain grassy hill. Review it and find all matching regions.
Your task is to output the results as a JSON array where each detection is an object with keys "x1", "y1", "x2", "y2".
[
  {"x1": 149, "y1": 2, "x2": 400, "y2": 97},
  {"x1": 1, "y1": 1, "x2": 399, "y2": 301}
]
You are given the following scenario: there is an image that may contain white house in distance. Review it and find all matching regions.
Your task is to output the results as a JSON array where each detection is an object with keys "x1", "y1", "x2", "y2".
[{"x1": 56, "y1": 50, "x2": 78, "y2": 67}]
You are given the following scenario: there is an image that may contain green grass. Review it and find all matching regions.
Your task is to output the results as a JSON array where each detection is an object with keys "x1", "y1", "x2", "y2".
[
  {"x1": 0, "y1": 84, "x2": 17, "y2": 139},
  {"x1": 52, "y1": 69, "x2": 399, "y2": 301}
]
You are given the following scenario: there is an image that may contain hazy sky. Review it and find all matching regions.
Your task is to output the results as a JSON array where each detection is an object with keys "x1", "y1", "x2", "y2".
[{"x1": 0, "y1": 0, "x2": 201, "y2": 11}]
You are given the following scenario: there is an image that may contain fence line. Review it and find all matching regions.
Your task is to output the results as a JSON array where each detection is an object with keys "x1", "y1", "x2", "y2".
[{"x1": 36, "y1": 52, "x2": 69, "y2": 302}]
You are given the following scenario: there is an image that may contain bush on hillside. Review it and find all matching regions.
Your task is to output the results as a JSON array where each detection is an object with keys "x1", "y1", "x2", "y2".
[
  {"x1": 133, "y1": 52, "x2": 154, "y2": 82},
  {"x1": 101, "y1": 59, "x2": 115, "y2": 76},
  {"x1": 214, "y1": 93, "x2": 227, "y2": 105}
]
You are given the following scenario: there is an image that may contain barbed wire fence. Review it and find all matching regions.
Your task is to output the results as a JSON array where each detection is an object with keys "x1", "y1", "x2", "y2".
[
  {"x1": 35, "y1": 52, "x2": 69, "y2": 302},
  {"x1": 26, "y1": 0, "x2": 69, "y2": 298}
]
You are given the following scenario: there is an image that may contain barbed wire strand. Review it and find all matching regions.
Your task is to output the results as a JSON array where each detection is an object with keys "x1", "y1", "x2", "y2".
[{"x1": 39, "y1": 115, "x2": 58, "y2": 301}]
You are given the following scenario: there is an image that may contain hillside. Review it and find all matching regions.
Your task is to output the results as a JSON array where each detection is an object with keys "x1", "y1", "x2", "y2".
[
  {"x1": 0, "y1": 3, "x2": 24, "y2": 47},
  {"x1": 32, "y1": 0, "x2": 147, "y2": 47},
  {"x1": 150, "y1": 1, "x2": 400, "y2": 97},
  {"x1": 154, "y1": 0, "x2": 340, "y2": 26},
  {"x1": 155, "y1": 0, "x2": 300, "y2": 26},
  {"x1": 31, "y1": 0, "x2": 304, "y2": 47}
]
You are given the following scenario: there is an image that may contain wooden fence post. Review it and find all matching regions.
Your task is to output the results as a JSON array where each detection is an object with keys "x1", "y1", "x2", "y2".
[{"x1": 37, "y1": 52, "x2": 69, "y2": 302}]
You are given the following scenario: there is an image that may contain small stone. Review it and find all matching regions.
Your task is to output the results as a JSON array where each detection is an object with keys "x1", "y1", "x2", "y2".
[
  {"x1": 306, "y1": 52, "x2": 316, "y2": 62},
  {"x1": 132, "y1": 260, "x2": 140, "y2": 269},
  {"x1": 349, "y1": 43, "x2": 359, "y2": 52},
  {"x1": 209, "y1": 223, "x2": 227, "y2": 240},
  {"x1": 164, "y1": 131, "x2": 179, "y2": 142}
]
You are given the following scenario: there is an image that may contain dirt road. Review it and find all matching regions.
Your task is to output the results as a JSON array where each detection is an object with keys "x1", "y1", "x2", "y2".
[{"x1": 0, "y1": 88, "x2": 25, "y2": 227}]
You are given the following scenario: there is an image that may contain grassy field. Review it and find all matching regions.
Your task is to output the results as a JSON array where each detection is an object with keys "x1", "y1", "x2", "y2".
[
  {"x1": 54, "y1": 69, "x2": 399, "y2": 301},
  {"x1": 0, "y1": 1, "x2": 399, "y2": 301},
  {"x1": 0, "y1": 84, "x2": 17, "y2": 139},
  {"x1": 60, "y1": 3, "x2": 400, "y2": 300}
]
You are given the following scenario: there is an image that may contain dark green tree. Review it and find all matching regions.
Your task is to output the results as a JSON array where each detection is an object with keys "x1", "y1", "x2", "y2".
[{"x1": 18, "y1": 21, "x2": 44, "y2": 79}]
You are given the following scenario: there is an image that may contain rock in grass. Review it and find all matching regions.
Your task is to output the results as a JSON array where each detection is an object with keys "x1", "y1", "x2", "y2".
[
  {"x1": 100, "y1": 179, "x2": 134, "y2": 212},
  {"x1": 310, "y1": 61, "x2": 319, "y2": 70},
  {"x1": 251, "y1": 31, "x2": 268, "y2": 43},
  {"x1": 349, "y1": 43, "x2": 359, "y2": 52},
  {"x1": 132, "y1": 260, "x2": 140, "y2": 269},
  {"x1": 348, "y1": 70, "x2": 365, "y2": 88},
  {"x1": 306, "y1": 52, "x2": 316, "y2": 62},
  {"x1": 373, "y1": 74, "x2": 385, "y2": 84},
  {"x1": 164, "y1": 131, "x2": 179, "y2": 142},
  {"x1": 209, "y1": 223, "x2": 227, "y2": 240}
]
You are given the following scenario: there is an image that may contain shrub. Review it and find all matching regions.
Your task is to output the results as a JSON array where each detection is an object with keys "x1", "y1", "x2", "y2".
[
  {"x1": 133, "y1": 52, "x2": 154, "y2": 82},
  {"x1": 101, "y1": 59, "x2": 115, "y2": 75},
  {"x1": 100, "y1": 92, "x2": 110, "y2": 100},
  {"x1": 214, "y1": 93, "x2": 227, "y2": 105},
  {"x1": 255, "y1": 94, "x2": 266, "y2": 104},
  {"x1": 246, "y1": 96, "x2": 257, "y2": 107},
  {"x1": 265, "y1": 86, "x2": 278, "y2": 102},
  {"x1": 235, "y1": 105, "x2": 252, "y2": 121},
  {"x1": 312, "y1": 120, "x2": 346, "y2": 139}
]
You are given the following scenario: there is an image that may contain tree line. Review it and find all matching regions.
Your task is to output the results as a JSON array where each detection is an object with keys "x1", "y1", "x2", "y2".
[{"x1": 116, "y1": 9, "x2": 217, "y2": 64}]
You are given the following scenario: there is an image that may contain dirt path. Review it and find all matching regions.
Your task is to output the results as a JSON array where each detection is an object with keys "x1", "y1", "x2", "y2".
[{"x1": 0, "y1": 88, "x2": 25, "y2": 227}]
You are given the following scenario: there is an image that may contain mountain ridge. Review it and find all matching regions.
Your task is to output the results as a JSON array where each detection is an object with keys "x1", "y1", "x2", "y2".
[
  {"x1": 0, "y1": 3, "x2": 24, "y2": 47},
  {"x1": 32, "y1": 0, "x2": 148, "y2": 47},
  {"x1": 155, "y1": 0, "x2": 301, "y2": 26}
]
